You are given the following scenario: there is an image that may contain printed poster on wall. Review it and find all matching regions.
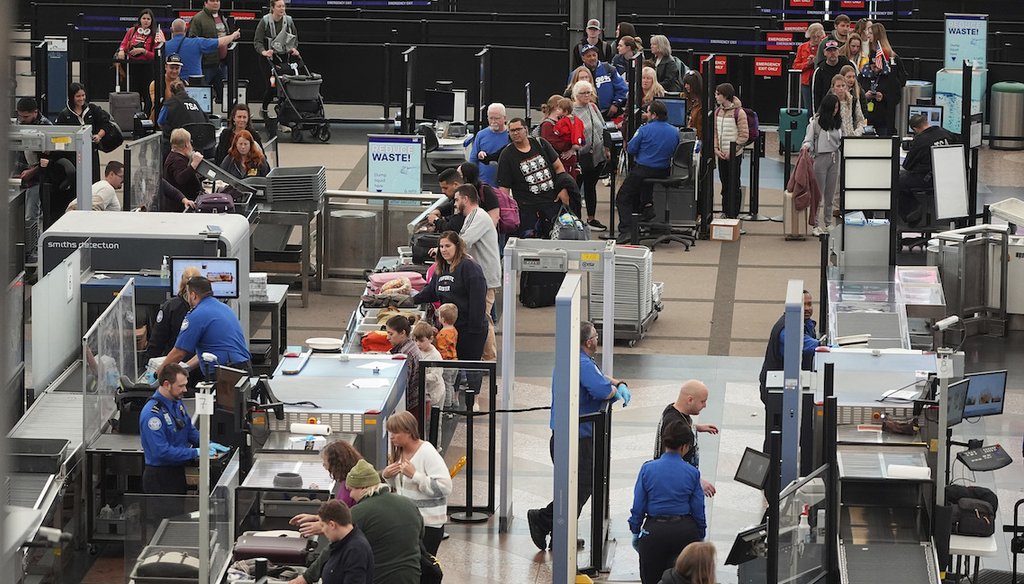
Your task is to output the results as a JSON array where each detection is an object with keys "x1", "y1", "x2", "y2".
[
  {"x1": 366, "y1": 135, "x2": 423, "y2": 194},
  {"x1": 945, "y1": 14, "x2": 988, "y2": 69}
]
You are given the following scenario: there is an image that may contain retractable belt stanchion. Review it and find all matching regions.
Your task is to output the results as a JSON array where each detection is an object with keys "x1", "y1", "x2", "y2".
[
  {"x1": 400, "y1": 46, "x2": 417, "y2": 134},
  {"x1": 474, "y1": 46, "x2": 491, "y2": 135},
  {"x1": 766, "y1": 429, "x2": 782, "y2": 584},
  {"x1": 742, "y1": 131, "x2": 769, "y2": 221}
]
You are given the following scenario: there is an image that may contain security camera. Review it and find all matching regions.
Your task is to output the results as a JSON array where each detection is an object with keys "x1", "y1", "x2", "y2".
[{"x1": 932, "y1": 316, "x2": 961, "y2": 332}]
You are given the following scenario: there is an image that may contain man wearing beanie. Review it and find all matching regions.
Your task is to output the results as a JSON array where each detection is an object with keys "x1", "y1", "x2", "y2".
[{"x1": 290, "y1": 459, "x2": 423, "y2": 584}]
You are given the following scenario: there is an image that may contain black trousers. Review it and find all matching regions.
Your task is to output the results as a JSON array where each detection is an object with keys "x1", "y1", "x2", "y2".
[
  {"x1": 616, "y1": 164, "x2": 671, "y2": 229},
  {"x1": 422, "y1": 526, "x2": 444, "y2": 557},
  {"x1": 898, "y1": 170, "x2": 932, "y2": 224},
  {"x1": 143, "y1": 465, "x2": 187, "y2": 495},
  {"x1": 637, "y1": 515, "x2": 701, "y2": 584},
  {"x1": 536, "y1": 435, "x2": 594, "y2": 535},
  {"x1": 577, "y1": 165, "x2": 602, "y2": 218},
  {"x1": 718, "y1": 154, "x2": 744, "y2": 218}
]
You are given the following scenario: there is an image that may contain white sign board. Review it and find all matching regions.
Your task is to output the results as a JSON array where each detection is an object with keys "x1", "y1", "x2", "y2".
[
  {"x1": 945, "y1": 14, "x2": 988, "y2": 69},
  {"x1": 366, "y1": 135, "x2": 423, "y2": 194}
]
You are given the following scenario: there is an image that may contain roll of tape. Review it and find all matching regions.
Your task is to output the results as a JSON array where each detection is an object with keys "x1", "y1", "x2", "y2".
[{"x1": 290, "y1": 422, "x2": 332, "y2": 435}]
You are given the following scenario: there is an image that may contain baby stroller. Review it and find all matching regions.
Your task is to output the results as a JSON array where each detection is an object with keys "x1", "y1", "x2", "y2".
[{"x1": 270, "y1": 56, "x2": 330, "y2": 143}]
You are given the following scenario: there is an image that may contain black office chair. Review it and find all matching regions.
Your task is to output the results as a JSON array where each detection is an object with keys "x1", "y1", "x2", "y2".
[
  {"x1": 181, "y1": 122, "x2": 218, "y2": 159},
  {"x1": 629, "y1": 140, "x2": 698, "y2": 250},
  {"x1": 416, "y1": 124, "x2": 466, "y2": 174}
]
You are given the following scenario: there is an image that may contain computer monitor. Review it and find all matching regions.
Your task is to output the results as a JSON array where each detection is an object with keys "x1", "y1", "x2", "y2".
[
  {"x1": 734, "y1": 447, "x2": 772, "y2": 490},
  {"x1": 946, "y1": 378, "x2": 970, "y2": 427},
  {"x1": 423, "y1": 89, "x2": 456, "y2": 122},
  {"x1": 653, "y1": 96, "x2": 688, "y2": 127},
  {"x1": 185, "y1": 86, "x2": 214, "y2": 114},
  {"x1": 963, "y1": 370, "x2": 1007, "y2": 418},
  {"x1": 907, "y1": 105, "x2": 943, "y2": 135},
  {"x1": 170, "y1": 257, "x2": 240, "y2": 299}
]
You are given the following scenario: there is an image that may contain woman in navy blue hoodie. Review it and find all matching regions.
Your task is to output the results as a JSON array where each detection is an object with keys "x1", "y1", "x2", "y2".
[{"x1": 412, "y1": 231, "x2": 489, "y2": 362}]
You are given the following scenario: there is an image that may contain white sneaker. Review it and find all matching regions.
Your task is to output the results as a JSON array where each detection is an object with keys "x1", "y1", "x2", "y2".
[{"x1": 811, "y1": 226, "x2": 824, "y2": 236}]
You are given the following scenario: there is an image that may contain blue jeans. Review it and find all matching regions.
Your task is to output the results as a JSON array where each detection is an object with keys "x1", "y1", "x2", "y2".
[
  {"x1": 24, "y1": 184, "x2": 41, "y2": 262},
  {"x1": 202, "y1": 63, "x2": 227, "y2": 102},
  {"x1": 800, "y1": 84, "x2": 813, "y2": 112}
]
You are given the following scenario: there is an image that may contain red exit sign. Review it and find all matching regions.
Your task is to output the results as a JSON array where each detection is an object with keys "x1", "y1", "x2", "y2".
[
  {"x1": 841, "y1": 1, "x2": 865, "y2": 7},
  {"x1": 783, "y1": 22, "x2": 810, "y2": 33},
  {"x1": 790, "y1": 0, "x2": 814, "y2": 7},
  {"x1": 766, "y1": 32, "x2": 795, "y2": 52},
  {"x1": 754, "y1": 57, "x2": 784, "y2": 77},
  {"x1": 699, "y1": 55, "x2": 728, "y2": 75}
]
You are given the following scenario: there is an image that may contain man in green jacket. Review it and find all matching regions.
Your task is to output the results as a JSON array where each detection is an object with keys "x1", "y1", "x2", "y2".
[
  {"x1": 187, "y1": 0, "x2": 234, "y2": 101},
  {"x1": 289, "y1": 459, "x2": 423, "y2": 584}
]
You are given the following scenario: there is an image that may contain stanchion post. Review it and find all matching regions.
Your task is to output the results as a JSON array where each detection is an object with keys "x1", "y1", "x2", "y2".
[
  {"x1": 474, "y1": 46, "x2": 491, "y2": 135},
  {"x1": 401, "y1": 46, "x2": 417, "y2": 134},
  {"x1": 766, "y1": 429, "x2": 782, "y2": 584}
]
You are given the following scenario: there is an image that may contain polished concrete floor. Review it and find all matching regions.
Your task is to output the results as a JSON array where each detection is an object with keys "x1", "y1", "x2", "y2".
[{"x1": 57, "y1": 115, "x2": 1024, "y2": 583}]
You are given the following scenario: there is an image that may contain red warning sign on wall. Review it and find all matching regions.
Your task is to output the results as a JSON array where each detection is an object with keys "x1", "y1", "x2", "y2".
[
  {"x1": 754, "y1": 57, "x2": 784, "y2": 77},
  {"x1": 783, "y1": 22, "x2": 810, "y2": 33},
  {"x1": 840, "y1": 1, "x2": 865, "y2": 8},
  {"x1": 766, "y1": 32, "x2": 795, "y2": 52},
  {"x1": 789, "y1": 0, "x2": 814, "y2": 7},
  {"x1": 698, "y1": 55, "x2": 728, "y2": 76}
]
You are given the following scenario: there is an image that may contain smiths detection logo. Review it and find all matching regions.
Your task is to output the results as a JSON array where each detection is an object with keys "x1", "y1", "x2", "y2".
[{"x1": 46, "y1": 240, "x2": 120, "y2": 250}]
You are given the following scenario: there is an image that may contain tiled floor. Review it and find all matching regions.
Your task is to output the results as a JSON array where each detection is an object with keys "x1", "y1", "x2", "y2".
[{"x1": 66, "y1": 119, "x2": 1024, "y2": 583}]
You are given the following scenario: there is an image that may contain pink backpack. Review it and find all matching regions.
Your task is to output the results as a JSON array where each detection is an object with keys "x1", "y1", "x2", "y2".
[{"x1": 486, "y1": 183, "x2": 520, "y2": 233}]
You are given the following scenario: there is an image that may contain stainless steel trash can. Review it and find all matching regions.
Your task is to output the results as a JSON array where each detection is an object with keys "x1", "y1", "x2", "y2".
[
  {"x1": 898, "y1": 81, "x2": 934, "y2": 136},
  {"x1": 327, "y1": 210, "x2": 380, "y2": 278},
  {"x1": 990, "y1": 81, "x2": 1024, "y2": 150}
]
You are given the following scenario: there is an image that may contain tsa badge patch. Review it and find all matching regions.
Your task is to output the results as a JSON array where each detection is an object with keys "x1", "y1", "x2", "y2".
[
  {"x1": 156, "y1": 310, "x2": 164, "y2": 324},
  {"x1": 148, "y1": 416, "x2": 162, "y2": 431},
  {"x1": 179, "y1": 317, "x2": 189, "y2": 331}
]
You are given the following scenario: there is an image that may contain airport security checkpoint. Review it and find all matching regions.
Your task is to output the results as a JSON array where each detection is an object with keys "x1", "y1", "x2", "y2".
[{"x1": 5, "y1": 3, "x2": 1024, "y2": 584}]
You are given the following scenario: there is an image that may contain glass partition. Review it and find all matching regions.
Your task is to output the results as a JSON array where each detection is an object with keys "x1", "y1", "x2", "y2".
[
  {"x1": 124, "y1": 132, "x2": 163, "y2": 211},
  {"x1": 83, "y1": 278, "x2": 138, "y2": 445},
  {"x1": 775, "y1": 464, "x2": 829, "y2": 584},
  {"x1": 124, "y1": 489, "x2": 231, "y2": 584}
]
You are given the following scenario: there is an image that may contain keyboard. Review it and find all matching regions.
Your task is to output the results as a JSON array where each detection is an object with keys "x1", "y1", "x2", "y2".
[{"x1": 957, "y1": 444, "x2": 1013, "y2": 472}]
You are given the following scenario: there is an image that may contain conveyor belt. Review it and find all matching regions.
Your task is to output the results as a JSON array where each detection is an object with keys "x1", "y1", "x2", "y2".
[
  {"x1": 8, "y1": 473, "x2": 56, "y2": 509},
  {"x1": 9, "y1": 391, "x2": 85, "y2": 461},
  {"x1": 152, "y1": 520, "x2": 218, "y2": 548},
  {"x1": 840, "y1": 542, "x2": 939, "y2": 584}
]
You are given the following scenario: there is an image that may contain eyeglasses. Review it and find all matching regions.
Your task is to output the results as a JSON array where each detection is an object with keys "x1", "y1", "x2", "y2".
[{"x1": 509, "y1": 127, "x2": 527, "y2": 133}]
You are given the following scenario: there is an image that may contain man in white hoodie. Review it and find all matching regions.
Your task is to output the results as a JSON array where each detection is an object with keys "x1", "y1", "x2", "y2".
[{"x1": 453, "y1": 184, "x2": 501, "y2": 361}]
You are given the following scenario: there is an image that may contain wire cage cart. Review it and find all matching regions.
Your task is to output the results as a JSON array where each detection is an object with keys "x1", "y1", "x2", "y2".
[{"x1": 588, "y1": 245, "x2": 662, "y2": 347}]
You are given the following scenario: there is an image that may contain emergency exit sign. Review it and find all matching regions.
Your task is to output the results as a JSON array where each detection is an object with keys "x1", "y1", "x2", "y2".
[
  {"x1": 699, "y1": 55, "x2": 728, "y2": 75},
  {"x1": 789, "y1": 0, "x2": 814, "y2": 7},
  {"x1": 754, "y1": 57, "x2": 784, "y2": 77}
]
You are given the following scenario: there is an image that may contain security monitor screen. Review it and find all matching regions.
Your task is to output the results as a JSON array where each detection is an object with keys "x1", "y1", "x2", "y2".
[
  {"x1": 185, "y1": 86, "x2": 213, "y2": 114},
  {"x1": 946, "y1": 378, "x2": 969, "y2": 427},
  {"x1": 907, "y1": 105, "x2": 943, "y2": 135},
  {"x1": 963, "y1": 370, "x2": 1007, "y2": 418},
  {"x1": 171, "y1": 257, "x2": 239, "y2": 299},
  {"x1": 654, "y1": 96, "x2": 688, "y2": 127},
  {"x1": 734, "y1": 447, "x2": 771, "y2": 489}
]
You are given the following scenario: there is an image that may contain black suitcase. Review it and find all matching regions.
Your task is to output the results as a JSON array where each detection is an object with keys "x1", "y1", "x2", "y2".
[{"x1": 519, "y1": 272, "x2": 565, "y2": 308}]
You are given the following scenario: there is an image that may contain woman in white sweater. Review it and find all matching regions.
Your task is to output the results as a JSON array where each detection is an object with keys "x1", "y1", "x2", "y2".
[
  {"x1": 381, "y1": 411, "x2": 453, "y2": 556},
  {"x1": 801, "y1": 93, "x2": 844, "y2": 235}
]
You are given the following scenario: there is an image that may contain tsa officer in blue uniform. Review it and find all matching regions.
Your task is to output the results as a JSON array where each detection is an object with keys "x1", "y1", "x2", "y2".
[
  {"x1": 156, "y1": 276, "x2": 252, "y2": 380},
  {"x1": 140, "y1": 363, "x2": 202, "y2": 494}
]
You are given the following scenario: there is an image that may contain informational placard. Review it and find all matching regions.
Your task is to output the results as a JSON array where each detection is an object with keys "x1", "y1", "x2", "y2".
[
  {"x1": 766, "y1": 32, "x2": 794, "y2": 52},
  {"x1": 782, "y1": 22, "x2": 810, "y2": 33},
  {"x1": 945, "y1": 14, "x2": 988, "y2": 69},
  {"x1": 366, "y1": 135, "x2": 423, "y2": 194},
  {"x1": 931, "y1": 144, "x2": 969, "y2": 220},
  {"x1": 789, "y1": 0, "x2": 813, "y2": 7},
  {"x1": 699, "y1": 55, "x2": 728, "y2": 75},
  {"x1": 935, "y1": 68, "x2": 987, "y2": 134},
  {"x1": 754, "y1": 57, "x2": 784, "y2": 77}
]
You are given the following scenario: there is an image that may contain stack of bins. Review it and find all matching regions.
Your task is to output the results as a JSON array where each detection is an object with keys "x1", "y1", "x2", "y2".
[{"x1": 588, "y1": 245, "x2": 654, "y2": 340}]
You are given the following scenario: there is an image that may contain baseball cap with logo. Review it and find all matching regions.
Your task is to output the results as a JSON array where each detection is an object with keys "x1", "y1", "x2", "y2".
[
  {"x1": 586, "y1": 19, "x2": 602, "y2": 30},
  {"x1": 580, "y1": 44, "x2": 599, "y2": 56},
  {"x1": 824, "y1": 40, "x2": 840, "y2": 51},
  {"x1": 167, "y1": 54, "x2": 183, "y2": 65}
]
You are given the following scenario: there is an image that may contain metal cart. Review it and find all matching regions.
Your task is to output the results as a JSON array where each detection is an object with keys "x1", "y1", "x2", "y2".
[{"x1": 588, "y1": 245, "x2": 661, "y2": 347}]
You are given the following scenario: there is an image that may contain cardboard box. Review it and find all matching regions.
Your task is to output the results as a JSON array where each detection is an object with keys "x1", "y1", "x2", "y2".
[{"x1": 711, "y1": 218, "x2": 741, "y2": 242}]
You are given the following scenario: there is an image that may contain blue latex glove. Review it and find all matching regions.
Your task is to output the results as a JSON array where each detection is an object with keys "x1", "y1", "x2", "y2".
[
  {"x1": 210, "y1": 442, "x2": 230, "y2": 453},
  {"x1": 194, "y1": 448, "x2": 202, "y2": 459},
  {"x1": 631, "y1": 532, "x2": 641, "y2": 551},
  {"x1": 616, "y1": 383, "x2": 631, "y2": 407}
]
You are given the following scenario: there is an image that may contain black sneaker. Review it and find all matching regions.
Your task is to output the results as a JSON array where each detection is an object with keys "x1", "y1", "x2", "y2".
[
  {"x1": 639, "y1": 206, "x2": 657, "y2": 222},
  {"x1": 587, "y1": 219, "x2": 607, "y2": 231},
  {"x1": 526, "y1": 509, "x2": 548, "y2": 551}
]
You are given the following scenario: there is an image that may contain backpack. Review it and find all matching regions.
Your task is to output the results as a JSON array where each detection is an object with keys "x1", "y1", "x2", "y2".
[
  {"x1": 491, "y1": 184, "x2": 520, "y2": 233},
  {"x1": 731, "y1": 107, "x2": 760, "y2": 146}
]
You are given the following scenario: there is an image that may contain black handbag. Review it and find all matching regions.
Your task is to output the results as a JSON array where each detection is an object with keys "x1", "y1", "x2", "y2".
[
  {"x1": 952, "y1": 498, "x2": 996, "y2": 536},
  {"x1": 420, "y1": 542, "x2": 443, "y2": 584},
  {"x1": 411, "y1": 232, "x2": 440, "y2": 265},
  {"x1": 98, "y1": 120, "x2": 125, "y2": 153}
]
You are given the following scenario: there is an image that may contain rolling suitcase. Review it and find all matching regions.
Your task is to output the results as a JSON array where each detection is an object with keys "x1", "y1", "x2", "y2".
[
  {"x1": 778, "y1": 70, "x2": 808, "y2": 154},
  {"x1": 519, "y1": 271, "x2": 564, "y2": 308},
  {"x1": 195, "y1": 192, "x2": 235, "y2": 213},
  {"x1": 109, "y1": 62, "x2": 142, "y2": 136},
  {"x1": 783, "y1": 190, "x2": 808, "y2": 240}
]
